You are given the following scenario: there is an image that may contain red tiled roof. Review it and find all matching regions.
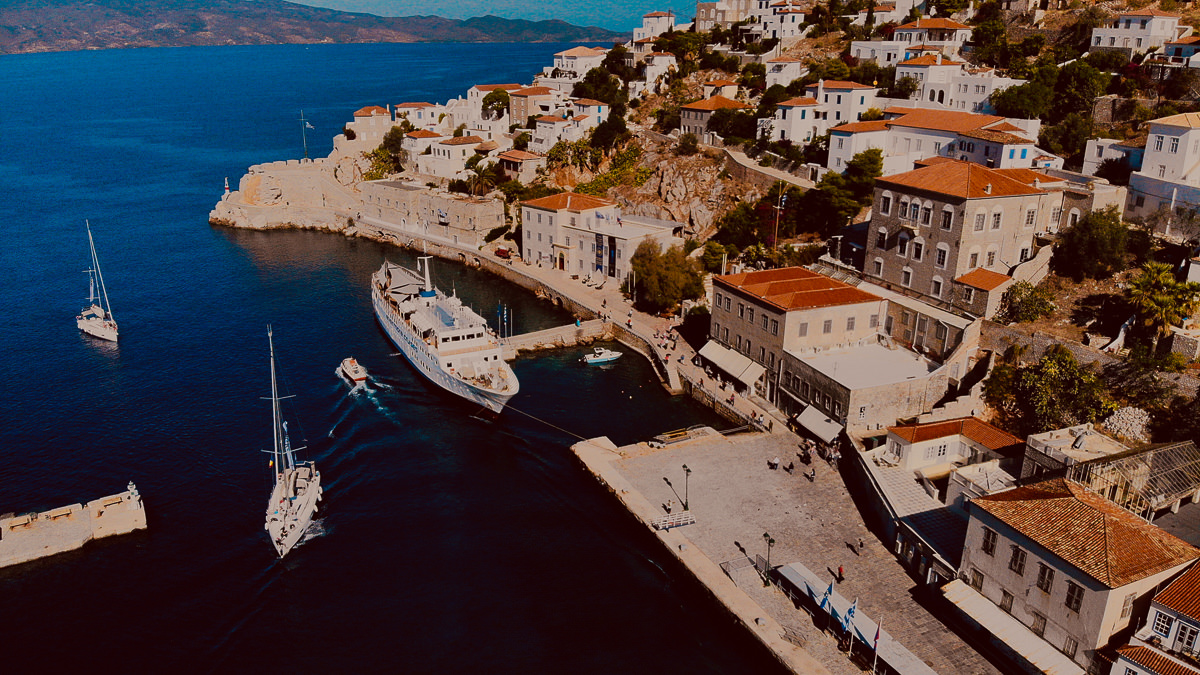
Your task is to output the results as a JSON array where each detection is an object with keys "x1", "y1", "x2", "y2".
[
  {"x1": 1116, "y1": 645, "x2": 1200, "y2": 675},
  {"x1": 808, "y1": 79, "x2": 876, "y2": 90},
  {"x1": 440, "y1": 135, "x2": 484, "y2": 145},
  {"x1": 1154, "y1": 563, "x2": 1200, "y2": 624},
  {"x1": 512, "y1": 86, "x2": 554, "y2": 96},
  {"x1": 887, "y1": 109, "x2": 1005, "y2": 134},
  {"x1": 714, "y1": 268, "x2": 883, "y2": 312},
  {"x1": 878, "y1": 160, "x2": 1044, "y2": 199},
  {"x1": 572, "y1": 98, "x2": 606, "y2": 107},
  {"x1": 767, "y1": 56, "x2": 803, "y2": 62},
  {"x1": 705, "y1": 79, "x2": 739, "y2": 86},
  {"x1": 992, "y1": 168, "x2": 1059, "y2": 186},
  {"x1": 1168, "y1": 36, "x2": 1200, "y2": 45},
  {"x1": 986, "y1": 121, "x2": 1025, "y2": 133},
  {"x1": 831, "y1": 120, "x2": 889, "y2": 133},
  {"x1": 354, "y1": 105, "x2": 389, "y2": 117},
  {"x1": 498, "y1": 150, "x2": 543, "y2": 162},
  {"x1": 972, "y1": 479, "x2": 1200, "y2": 588},
  {"x1": 954, "y1": 268, "x2": 1012, "y2": 292},
  {"x1": 681, "y1": 95, "x2": 751, "y2": 111},
  {"x1": 899, "y1": 54, "x2": 965, "y2": 66},
  {"x1": 778, "y1": 96, "x2": 819, "y2": 107},
  {"x1": 556, "y1": 46, "x2": 607, "y2": 57},
  {"x1": 522, "y1": 192, "x2": 616, "y2": 212},
  {"x1": 644, "y1": 10, "x2": 673, "y2": 17},
  {"x1": 405, "y1": 129, "x2": 442, "y2": 139},
  {"x1": 958, "y1": 128, "x2": 1034, "y2": 144},
  {"x1": 396, "y1": 101, "x2": 435, "y2": 108},
  {"x1": 896, "y1": 17, "x2": 971, "y2": 30},
  {"x1": 888, "y1": 416, "x2": 1023, "y2": 452},
  {"x1": 536, "y1": 115, "x2": 571, "y2": 124}
]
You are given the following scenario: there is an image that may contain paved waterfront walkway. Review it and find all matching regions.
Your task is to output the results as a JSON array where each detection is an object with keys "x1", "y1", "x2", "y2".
[{"x1": 609, "y1": 433, "x2": 1001, "y2": 675}]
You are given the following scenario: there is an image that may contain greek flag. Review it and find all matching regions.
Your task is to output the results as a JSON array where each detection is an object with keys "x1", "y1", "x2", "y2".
[
  {"x1": 842, "y1": 597, "x2": 857, "y2": 634},
  {"x1": 819, "y1": 581, "x2": 833, "y2": 610},
  {"x1": 596, "y1": 212, "x2": 606, "y2": 220},
  {"x1": 438, "y1": 209, "x2": 448, "y2": 219},
  {"x1": 781, "y1": 193, "x2": 788, "y2": 207},
  {"x1": 305, "y1": 122, "x2": 315, "y2": 129}
]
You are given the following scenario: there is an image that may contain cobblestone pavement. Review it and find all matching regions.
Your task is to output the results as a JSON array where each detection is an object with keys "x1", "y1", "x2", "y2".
[{"x1": 613, "y1": 433, "x2": 1002, "y2": 675}]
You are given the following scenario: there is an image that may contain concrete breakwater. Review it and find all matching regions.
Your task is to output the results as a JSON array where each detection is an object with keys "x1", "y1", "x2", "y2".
[{"x1": 0, "y1": 483, "x2": 147, "y2": 569}]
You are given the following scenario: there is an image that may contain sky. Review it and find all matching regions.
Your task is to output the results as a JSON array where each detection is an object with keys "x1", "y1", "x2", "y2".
[{"x1": 289, "y1": 0, "x2": 696, "y2": 31}]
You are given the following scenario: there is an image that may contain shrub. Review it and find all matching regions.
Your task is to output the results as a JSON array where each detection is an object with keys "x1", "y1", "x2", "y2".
[{"x1": 675, "y1": 133, "x2": 700, "y2": 156}]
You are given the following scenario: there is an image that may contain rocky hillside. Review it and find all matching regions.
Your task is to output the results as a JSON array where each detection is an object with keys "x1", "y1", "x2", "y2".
[{"x1": 0, "y1": 0, "x2": 626, "y2": 54}]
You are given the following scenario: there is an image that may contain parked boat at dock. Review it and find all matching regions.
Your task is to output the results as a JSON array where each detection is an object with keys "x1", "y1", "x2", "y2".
[
  {"x1": 340, "y1": 357, "x2": 367, "y2": 383},
  {"x1": 77, "y1": 221, "x2": 118, "y2": 342},
  {"x1": 371, "y1": 257, "x2": 518, "y2": 414},
  {"x1": 263, "y1": 327, "x2": 322, "y2": 558},
  {"x1": 582, "y1": 347, "x2": 622, "y2": 365}
]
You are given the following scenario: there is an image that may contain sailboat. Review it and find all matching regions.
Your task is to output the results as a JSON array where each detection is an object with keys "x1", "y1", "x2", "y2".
[
  {"x1": 262, "y1": 327, "x2": 323, "y2": 558},
  {"x1": 77, "y1": 221, "x2": 118, "y2": 342}
]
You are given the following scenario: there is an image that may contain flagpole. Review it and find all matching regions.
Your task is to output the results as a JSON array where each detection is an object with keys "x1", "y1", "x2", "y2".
[
  {"x1": 846, "y1": 596, "x2": 858, "y2": 661},
  {"x1": 299, "y1": 110, "x2": 309, "y2": 159},
  {"x1": 872, "y1": 614, "x2": 883, "y2": 674}
]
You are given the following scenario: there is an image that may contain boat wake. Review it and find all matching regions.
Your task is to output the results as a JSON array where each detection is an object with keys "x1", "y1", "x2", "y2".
[{"x1": 296, "y1": 518, "x2": 327, "y2": 547}]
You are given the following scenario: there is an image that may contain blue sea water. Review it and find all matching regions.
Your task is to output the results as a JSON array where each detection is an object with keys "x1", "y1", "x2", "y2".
[{"x1": 0, "y1": 43, "x2": 783, "y2": 673}]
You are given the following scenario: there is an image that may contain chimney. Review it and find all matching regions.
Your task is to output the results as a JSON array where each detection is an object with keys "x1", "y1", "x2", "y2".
[
  {"x1": 1033, "y1": 178, "x2": 1040, "y2": 188},
  {"x1": 984, "y1": 184, "x2": 992, "y2": 194}
]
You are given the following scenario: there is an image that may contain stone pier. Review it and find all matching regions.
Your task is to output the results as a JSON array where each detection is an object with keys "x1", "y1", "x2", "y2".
[{"x1": 0, "y1": 483, "x2": 148, "y2": 569}]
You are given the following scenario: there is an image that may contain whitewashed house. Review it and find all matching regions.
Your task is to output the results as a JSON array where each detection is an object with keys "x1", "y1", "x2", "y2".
[
  {"x1": 1127, "y1": 112, "x2": 1200, "y2": 221},
  {"x1": 1091, "y1": 9, "x2": 1193, "y2": 56},
  {"x1": 633, "y1": 10, "x2": 675, "y2": 41},
  {"x1": 893, "y1": 18, "x2": 972, "y2": 52},
  {"x1": 765, "y1": 56, "x2": 806, "y2": 88}
]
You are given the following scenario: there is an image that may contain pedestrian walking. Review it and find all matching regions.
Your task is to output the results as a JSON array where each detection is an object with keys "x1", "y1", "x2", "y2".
[
  {"x1": 807, "y1": 467, "x2": 816, "y2": 481},
  {"x1": 838, "y1": 565, "x2": 845, "y2": 583},
  {"x1": 857, "y1": 537, "x2": 865, "y2": 553}
]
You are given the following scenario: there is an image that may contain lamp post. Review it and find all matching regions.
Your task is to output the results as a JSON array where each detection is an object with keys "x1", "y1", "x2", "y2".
[
  {"x1": 682, "y1": 464, "x2": 691, "y2": 511},
  {"x1": 762, "y1": 532, "x2": 776, "y2": 586}
]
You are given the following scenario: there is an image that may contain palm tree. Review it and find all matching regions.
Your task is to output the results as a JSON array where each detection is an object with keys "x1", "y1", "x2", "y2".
[
  {"x1": 1127, "y1": 261, "x2": 1200, "y2": 353},
  {"x1": 467, "y1": 163, "x2": 500, "y2": 197}
]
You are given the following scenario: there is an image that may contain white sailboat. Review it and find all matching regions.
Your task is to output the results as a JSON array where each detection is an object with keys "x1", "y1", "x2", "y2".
[
  {"x1": 77, "y1": 221, "x2": 118, "y2": 342},
  {"x1": 262, "y1": 327, "x2": 323, "y2": 558}
]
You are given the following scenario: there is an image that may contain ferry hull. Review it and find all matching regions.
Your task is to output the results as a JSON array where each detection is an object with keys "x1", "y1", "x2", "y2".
[{"x1": 372, "y1": 288, "x2": 515, "y2": 414}]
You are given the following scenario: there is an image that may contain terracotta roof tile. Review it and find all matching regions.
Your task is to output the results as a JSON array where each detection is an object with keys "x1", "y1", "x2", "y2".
[
  {"x1": 405, "y1": 129, "x2": 442, "y2": 139},
  {"x1": 536, "y1": 115, "x2": 571, "y2": 124},
  {"x1": 714, "y1": 267, "x2": 883, "y2": 312},
  {"x1": 778, "y1": 96, "x2": 819, "y2": 107},
  {"x1": 954, "y1": 268, "x2": 1012, "y2": 291},
  {"x1": 440, "y1": 135, "x2": 484, "y2": 145},
  {"x1": 512, "y1": 86, "x2": 554, "y2": 96},
  {"x1": 1152, "y1": 113, "x2": 1200, "y2": 129},
  {"x1": 972, "y1": 479, "x2": 1200, "y2": 588},
  {"x1": 992, "y1": 168, "x2": 1059, "y2": 186},
  {"x1": 888, "y1": 416, "x2": 1023, "y2": 452},
  {"x1": 831, "y1": 120, "x2": 890, "y2": 133},
  {"x1": 556, "y1": 46, "x2": 608, "y2": 57},
  {"x1": 354, "y1": 105, "x2": 389, "y2": 117},
  {"x1": 705, "y1": 79, "x2": 739, "y2": 86},
  {"x1": 878, "y1": 160, "x2": 1044, "y2": 199},
  {"x1": 498, "y1": 149, "x2": 543, "y2": 161},
  {"x1": 958, "y1": 128, "x2": 1034, "y2": 144},
  {"x1": 473, "y1": 84, "x2": 523, "y2": 92},
  {"x1": 1168, "y1": 36, "x2": 1200, "y2": 45},
  {"x1": 681, "y1": 95, "x2": 751, "y2": 111},
  {"x1": 1116, "y1": 645, "x2": 1200, "y2": 675},
  {"x1": 1154, "y1": 563, "x2": 1200, "y2": 624},
  {"x1": 808, "y1": 79, "x2": 876, "y2": 90},
  {"x1": 887, "y1": 109, "x2": 1005, "y2": 134},
  {"x1": 572, "y1": 98, "x2": 606, "y2": 106},
  {"x1": 899, "y1": 54, "x2": 966, "y2": 66},
  {"x1": 522, "y1": 192, "x2": 616, "y2": 212},
  {"x1": 767, "y1": 56, "x2": 803, "y2": 62},
  {"x1": 896, "y1": 17, "x2": 971, "y2": 29},
  {"x1": 644, "y1": 10, "x2": 673, "y2": 17},
  {"x1": 396, "y1": 101, "x2": 436, "y2": 108},
  {"x1": 986, "y1": 121, "x2": 1025, "y2": 133}
]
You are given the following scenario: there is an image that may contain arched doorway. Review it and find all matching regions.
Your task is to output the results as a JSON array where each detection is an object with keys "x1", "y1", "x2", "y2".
[{"x1": 557, "y1": 252, "x2": 565, "y2": 270}]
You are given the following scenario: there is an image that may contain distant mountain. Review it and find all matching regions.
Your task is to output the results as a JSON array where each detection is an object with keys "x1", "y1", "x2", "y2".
[{"x1": 0, "y1": 0, "x2": 627, "y2": 54}]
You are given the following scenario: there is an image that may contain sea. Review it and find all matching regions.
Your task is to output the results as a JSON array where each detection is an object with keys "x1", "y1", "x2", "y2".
[{"x1": 0, "y1": 43, "x2": 785, "y2": 673}]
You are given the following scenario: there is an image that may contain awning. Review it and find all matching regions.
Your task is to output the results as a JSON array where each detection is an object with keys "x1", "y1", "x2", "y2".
[
  {"x1": 698, "y1": 341, "x2": 766, "y2": 388},
  {"x1": 795, "y1": 405, "x2": 843, "y2": 444}
]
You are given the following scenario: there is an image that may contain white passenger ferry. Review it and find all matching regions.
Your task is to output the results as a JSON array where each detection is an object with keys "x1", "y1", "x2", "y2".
[{"x1": 371, "y1": 257, "x2": 518, "y2": 414}]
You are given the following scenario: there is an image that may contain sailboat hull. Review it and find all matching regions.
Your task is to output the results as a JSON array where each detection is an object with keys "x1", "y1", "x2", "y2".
[
  {"x1": 78, "y1": 305, "x2": 118, "y2": 341},
  {"x1": 265, "y1": 464, "x2": 322, "y2": 558}
]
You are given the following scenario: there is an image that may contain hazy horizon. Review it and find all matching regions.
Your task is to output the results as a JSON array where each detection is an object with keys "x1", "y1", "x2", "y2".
[{"x1": 287, "y1": 0, "x2": 695, "y2": 31}]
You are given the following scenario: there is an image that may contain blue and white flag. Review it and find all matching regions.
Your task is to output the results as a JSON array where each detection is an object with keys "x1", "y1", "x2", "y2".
[
  {"x1": 596, "y1": 212, "x2": 606, "y2": 220},
  {"x1": 819, "y1": 581, "x2": 833, "y2": 610},
  {"x1": 438, "y1": 209, "x2": 448, "y2": 219},
  {"x1": 842, "y1": 597, "x2": 858, "y2": 634},
  {"x1": 305, "y1": 122, "x2": 315, "y2": 129}
]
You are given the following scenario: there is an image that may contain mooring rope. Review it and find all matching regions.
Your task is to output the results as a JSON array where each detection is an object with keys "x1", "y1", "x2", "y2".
[{"x1": 501, "y1": 403, "x2": 590, "y2": 442}]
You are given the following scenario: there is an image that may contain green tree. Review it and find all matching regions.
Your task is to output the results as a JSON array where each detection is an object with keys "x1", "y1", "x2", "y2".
[
  {"x1": 972, "y1": 19, "x2": 1009, "y2": 68},
  {"x1": 675, "y1": 133, "x2": 700, "y2": 156},
  {"x1": 700, "y1": 240, "x2": 733, "y2": 272},
  {"x1": 572, "y1": 68, "x2": 622, "y2": 104},
  {"x1": 1052, "y1": 205, "x2": 1128, "y2": 281},
  {"x1": 998, "y1": 281, "x2": 1055, "y2": 323},
  {"x1": 601, "y1": 45, "x2": 637, "y2": 82},
  {"x1": 628, "y1": 241, "x2": 704, "y2": 313},
  {"x1": 1038, "y1": 113, "x2": 1094, "y2": 168},
  {"x1": 707, "y1": 108, "x2": 758, "y2": 141},
  {"x1": 842, "y1": 148, "x2": 883, "y2": 202},
  {"x1": 1127, "y1": 261, "x2": 1200, "y2": 353},
  {"x1": 983, "y1": 345, "x2": 1116, "y2": 437},
  {"x1": 1094, "y1": 157, "x2": 1133, "y2": 186},
  {"x1": 990, "y1": 81, "x2": 1053, "y2": 119},
  {"x1": 1051, "y1": 60, "x2": 1108, "y2": 123},
  {"x1": 481, "y1": 89, "x2": 510, "y2": 120},
  {"x1": 591, "y1": 113, "x2": 629, "y2": 151}
]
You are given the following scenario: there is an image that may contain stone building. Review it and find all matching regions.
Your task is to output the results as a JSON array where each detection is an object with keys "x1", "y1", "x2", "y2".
[
  {"x1": 863, "y1": 160, "x2": 1059, "y2": 315},
  {"x1": 359, "y1": 180, "x2": 505, "y2": 249},
  {"x1": 957, "y1": 478, "x2": 1200, "y2": 673},
  {"x1": 680, "y1": 95, "x2": 752, "y2": 142}
]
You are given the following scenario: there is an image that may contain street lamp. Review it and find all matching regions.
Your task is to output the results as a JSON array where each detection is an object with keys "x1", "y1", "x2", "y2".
[
  {"x1": 682, "y1": 464, "x2": 692, "y2": 511},
  {"x1": 762, "y1": 532, "x2": 776, "y2": 586}
]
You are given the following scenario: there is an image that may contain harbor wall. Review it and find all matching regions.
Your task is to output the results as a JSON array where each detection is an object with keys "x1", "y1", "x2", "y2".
[{"x1": 0, "y1": 483, "x2": 147, "y2": 569}]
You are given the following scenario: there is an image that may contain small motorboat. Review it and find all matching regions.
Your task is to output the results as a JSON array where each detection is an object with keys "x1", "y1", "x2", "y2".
[
  {"x1": 340, "y1": 357, "x2": 368, "y2": 382},
  {"x1": 582, "y1": 347, "x2": 622, "y2": 365}
]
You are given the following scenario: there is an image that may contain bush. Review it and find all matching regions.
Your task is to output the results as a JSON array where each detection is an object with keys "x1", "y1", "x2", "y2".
[
  {"x1": 342, "y1": 125, "x2": 356, "y2": 140},
  {"x1": 998, "y1": 281, "x2": 1055, "y2": 323},
  {"x1": 484, "y1": 223, "x2": 511, "y2": 243},
  {"x1": 675, "y1": 133, "x2": 700, "y2": 155},
  {"x1": 1053, "y1": 205, "x2": 1128, "y2": 281}
]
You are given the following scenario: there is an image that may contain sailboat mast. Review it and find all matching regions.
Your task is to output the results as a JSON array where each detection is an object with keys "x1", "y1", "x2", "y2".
[
  {"x1": 86, "y1": 221, "x2": 114, "y2": 320},
  {"x1": 268, "y1": 326, "x2": 282, "y2": 477}
]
